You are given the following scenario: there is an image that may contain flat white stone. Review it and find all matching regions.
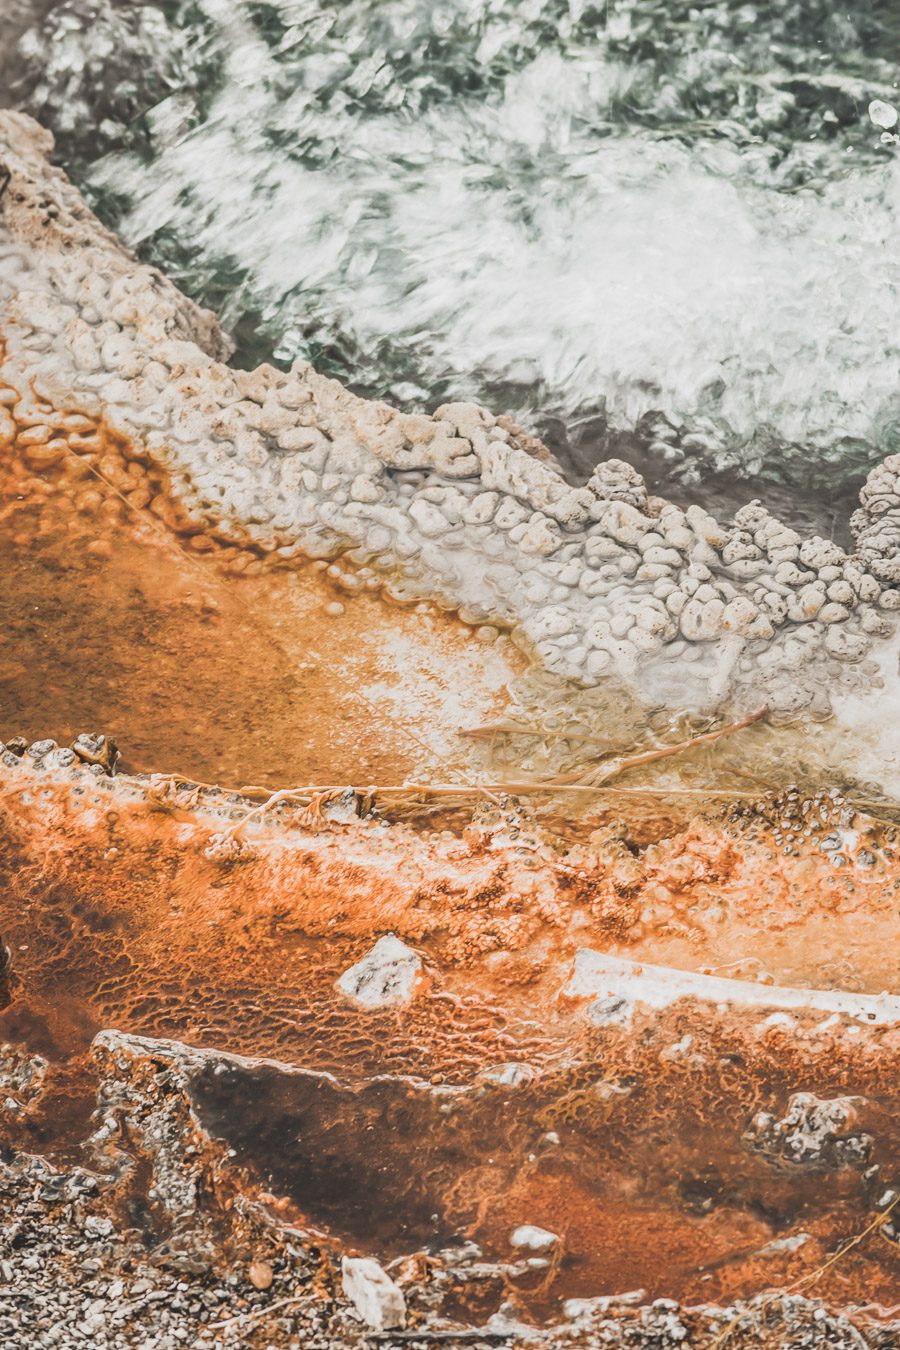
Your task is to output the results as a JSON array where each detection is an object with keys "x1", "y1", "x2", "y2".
[
  {"x1": 336, "y1": 935, "x2": 425, "y2": 1010},
  {"x1": 341, "y1": 1256, "x2": 406, "y2": 1330},
  {"x1": 563, "y1": 1290, "x2": 647, "y2": 1319},
  {"x1": 561, "y1": 949, "x2": 900, "y2": 1027},
  {"x1": 510, "y1": 1225, "x2": 559, "y2": 1253}
]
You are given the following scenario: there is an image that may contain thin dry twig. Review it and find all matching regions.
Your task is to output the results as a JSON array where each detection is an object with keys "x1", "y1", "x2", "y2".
[
  {"x1": 8, "y1": 762, "x2": 900, "y2": 818},
  {"x1": 458, "y1": 719, "x2": 547, "y2": 740},
  {"x1": 547, "y1": 704, "x2": 769, "y2": 789},
  {"x1": 709, "y1": 1193, "x2": 900, "y2": 1349},
  {"x1": 366, "y1": 1331, "x2": 516, "y2": 1343},
  {"x1": 207, "y1": 1291, "x2": 312, "y2": 1330}
]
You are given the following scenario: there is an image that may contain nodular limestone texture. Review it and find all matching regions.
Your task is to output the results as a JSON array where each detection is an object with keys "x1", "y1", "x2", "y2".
[{"x1": 2, "y1": 110, "x2": 900, "y2": 721}]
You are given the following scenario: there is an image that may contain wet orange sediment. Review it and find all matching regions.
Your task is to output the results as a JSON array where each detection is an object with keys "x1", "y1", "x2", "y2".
[
  {"x1": 2, "y1": 352, "x2": 900, "y2": 1318},
  {"x1": 0, "y1": 766, "x2": 568, "y2": 1071},
  {"x1": 575, "y1": 810, "x2": 900, "y2": 995},
  {"x1": 0, "y1": 355, "x2": 522, "y2": 787},
  {"x1": 131, "y1": 987, "x2": 900, "y2": 1311},
  {"x1": 2, "y1": 762, "x2": 900, "y2": 1310},
  {"x1": 5, "y1": 759, "x2": 900, "y2": 1065}
]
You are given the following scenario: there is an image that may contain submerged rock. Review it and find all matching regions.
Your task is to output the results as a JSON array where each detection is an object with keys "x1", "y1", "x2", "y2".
[
  {"x1": 745, "y1": 1093, "x2": 873, "y2": 1171},
  {"x1": 72, "y1": 732, "x2": 119, "y2": 774},
  {"x1": 510, "y1": 1225, "x2": 560, "y2": 1253}
]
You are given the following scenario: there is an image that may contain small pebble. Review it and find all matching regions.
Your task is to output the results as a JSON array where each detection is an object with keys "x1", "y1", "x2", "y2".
[
  {"x1": 869, "y1": 99, "x2": 898, "y2": 130},
  {"x1": 248, "y1": 1260, "x2": 273, "y2": 1290}
]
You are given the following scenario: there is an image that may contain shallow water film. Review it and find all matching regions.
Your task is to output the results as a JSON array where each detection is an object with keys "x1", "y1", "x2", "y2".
[
  {"x1": 1, "y1": 3, "x2": 900, "y2": 1349},
  {"x1": 5, "y1": 0, "x2": 900, "y2": 526}
]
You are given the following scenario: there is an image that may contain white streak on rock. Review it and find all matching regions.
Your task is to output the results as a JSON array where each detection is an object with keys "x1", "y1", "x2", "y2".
[{"x1": 561, "y1": 949, "x2": 900, "y2": 1027}]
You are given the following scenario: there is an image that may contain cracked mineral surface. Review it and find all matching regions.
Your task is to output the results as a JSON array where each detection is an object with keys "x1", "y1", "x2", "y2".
[{"x1": 1, "y1": 18, "x2": 900, "y2": 1349}]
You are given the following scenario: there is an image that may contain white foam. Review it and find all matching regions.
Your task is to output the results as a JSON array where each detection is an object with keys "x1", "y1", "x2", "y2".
[{"x1": 81, "y1": 9, "x2": 900, "y2": 479}]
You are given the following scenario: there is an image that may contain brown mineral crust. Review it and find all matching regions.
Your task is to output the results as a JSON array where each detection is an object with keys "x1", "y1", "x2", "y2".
[
  {"x1": 0, "y1": 1047, "x2": 97, "y2": 1162},
  {"x1": 480, "y1": 1172, "x2": 856, "y2": 1309},
  {"x1": 2, "y1": 1089, "x2": 896, "y2": 1350},
  {"x1": 573, "y1": 808, "x2": 900, "y2": 995},
  {"x1": 0, "y1": 761, "x2": 558, "y2": 1077},
  {"x1": 62, "y1": 1028, "x2": 900, "y2": 1314},
  {"x1": 2, "y1": 762, "x2": 900, "y2": 1328}
]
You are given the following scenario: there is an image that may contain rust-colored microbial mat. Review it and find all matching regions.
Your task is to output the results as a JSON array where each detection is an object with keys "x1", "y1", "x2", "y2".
[
  {"x1": 0, "y1": 375, "x2": 520, "y2": 787},
  {"x1": 2, "y1": 358, "x2": 900, "y2": 1345}
]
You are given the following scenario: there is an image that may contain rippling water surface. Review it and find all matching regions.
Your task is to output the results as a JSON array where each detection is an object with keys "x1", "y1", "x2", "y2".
[{"x1": 4, "y1": 0, "x2": 900, "y2": 526}]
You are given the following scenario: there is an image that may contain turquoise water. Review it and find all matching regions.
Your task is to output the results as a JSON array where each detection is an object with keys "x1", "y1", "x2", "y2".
[{"x1": 4, "y1": 0, "x2": 900, "y2": 520}]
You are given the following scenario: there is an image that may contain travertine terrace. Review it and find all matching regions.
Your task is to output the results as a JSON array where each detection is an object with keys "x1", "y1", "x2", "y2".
[{"x1": 1, "y1": 110, "x2": 900, "y2": 1347}]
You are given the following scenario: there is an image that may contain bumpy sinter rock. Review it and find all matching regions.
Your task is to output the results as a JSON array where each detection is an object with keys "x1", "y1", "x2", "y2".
[{"x1": 1, "y1": 111, "x2": 899, "y2": 721}]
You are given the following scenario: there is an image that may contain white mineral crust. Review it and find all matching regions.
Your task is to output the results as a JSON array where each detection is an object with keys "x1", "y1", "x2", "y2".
[{"x1": 561, "y1": 950, "x2": 900, "y2": 1027}]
